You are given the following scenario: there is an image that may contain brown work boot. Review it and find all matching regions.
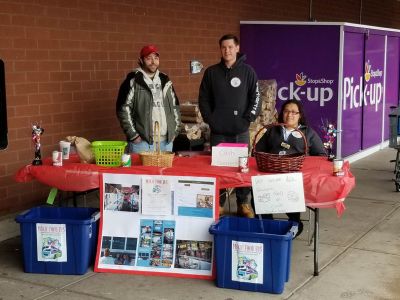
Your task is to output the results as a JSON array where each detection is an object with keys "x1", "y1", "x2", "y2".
[
  {"x1": 219, "y1": 206, "x2": 225, "y2": 216},
  {"x1": 237, "y1": 204, "x2": 255, "y2": 218}
]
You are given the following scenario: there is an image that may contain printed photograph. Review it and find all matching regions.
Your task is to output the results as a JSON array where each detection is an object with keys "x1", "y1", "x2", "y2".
[
  {"x1": 138, "y1": 252, "x2": 150, "y2": 262},
  {"x1": 153, "y1": 220, "x2": 163, "y2": 233},
  {"x1": 152, "y1": 233, "x2": 162, "y2": 245},
  {"x1": 175, "y1": 240, "x2": 212, "y2": 270},
  {"x1": 104, "y1": 183, "x2": 140, "y2": 212},
  {"x1": 162, "y1": 259, "x2": 173, "y2": 267},
  {"x1": 163, "y1": 228, "x2": 175, "y2": 244},
  {"x1": 162, "y1": 244, "x2": 173, "y2": 259},
  {"x1": 196, "y1": 194, "x2": 214, "y2": 208},
  {"x1": 99, "y1": 236, "x2": 137, "y2": 266},
  {"x1": 140, "y1": 233, "x2": 152, "y2": 248},
  {"x1": 150, "y1": 258, "x2": 161, "y2": 267},
  {"x1": 151, "y1": 245, "x2": 161, "y2": 258}
]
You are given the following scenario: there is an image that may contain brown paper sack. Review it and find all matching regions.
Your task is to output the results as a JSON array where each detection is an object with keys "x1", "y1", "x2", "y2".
[{"x1": 65, "y1": 136, "x2": 95, "y2": 164}]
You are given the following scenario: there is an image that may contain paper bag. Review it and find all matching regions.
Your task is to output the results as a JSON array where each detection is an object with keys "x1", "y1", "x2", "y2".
[{"x1": 65, "y1": 136, "x2": 95, "y2": 164}]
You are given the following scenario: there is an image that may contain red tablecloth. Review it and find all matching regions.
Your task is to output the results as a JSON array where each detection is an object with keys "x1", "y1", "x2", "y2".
[{"x1": 15, "y1": 154, "x2": 355, "y2": 215}]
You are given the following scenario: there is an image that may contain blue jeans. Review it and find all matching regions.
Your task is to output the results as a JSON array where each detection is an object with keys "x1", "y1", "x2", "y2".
[
  {"x1": 210, "y1": 132, "x2": 251, "y2": 206},
  {"x1": 128, "y1": 140, "x2": 173, "y2": 154}
]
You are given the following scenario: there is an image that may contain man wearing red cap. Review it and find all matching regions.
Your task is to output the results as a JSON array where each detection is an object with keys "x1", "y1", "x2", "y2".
[{"x1": 117, "y1": 45, "x2": 181, "y2": 153}]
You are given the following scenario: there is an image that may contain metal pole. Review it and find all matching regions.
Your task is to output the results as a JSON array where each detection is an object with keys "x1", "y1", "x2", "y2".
[{"x1": 313, "y1": 208, "x2": 320, "y2": 276}]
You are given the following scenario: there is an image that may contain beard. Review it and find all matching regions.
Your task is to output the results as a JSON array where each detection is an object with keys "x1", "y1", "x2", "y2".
[{"x1": 143, "y1": 64, "x2": 158, "y2": 76}]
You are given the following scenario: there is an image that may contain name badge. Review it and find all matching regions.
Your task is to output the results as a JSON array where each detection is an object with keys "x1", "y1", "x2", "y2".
[
  {"x1": 292, "y1": 131, "x2": 302, "y2": 139},
  {"x1": 281, "y1": 142, "x2": 291, "y2": 149}
]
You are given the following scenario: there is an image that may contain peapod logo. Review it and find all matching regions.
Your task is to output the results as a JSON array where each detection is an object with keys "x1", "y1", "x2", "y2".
[
  {"x1": 278, "y1": 72, "x2": 334, "y2": 106},
  {"x1": 343, "y1": 61, "x2": 383, "y2": 112}
]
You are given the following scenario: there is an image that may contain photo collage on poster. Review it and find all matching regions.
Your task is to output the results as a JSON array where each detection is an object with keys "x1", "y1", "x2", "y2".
[
  {"x1": 137, "y1": 219, "x2": 175, "y2": 268},
  {"x1": 96, "y1": 173, "x2": 217, "y2": 278}
]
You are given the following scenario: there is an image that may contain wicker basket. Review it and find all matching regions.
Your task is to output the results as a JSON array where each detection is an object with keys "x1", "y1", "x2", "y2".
[
  {"x1": 139, "y1": 121, "x2": 175, "y2": 167},
  {"x1": 92, "y1": 141, "x2": 127, "y2": 167},
  {"x1": 252, "y1": 123, "x2": 307, "y2": 173}
]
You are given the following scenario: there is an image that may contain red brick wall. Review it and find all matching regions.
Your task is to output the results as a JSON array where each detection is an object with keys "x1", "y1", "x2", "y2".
[{"x1": 0, "y1": 0, "x2": 399, "y2": 215}]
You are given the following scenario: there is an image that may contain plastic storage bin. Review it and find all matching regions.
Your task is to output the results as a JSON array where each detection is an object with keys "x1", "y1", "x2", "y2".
[
  {"x1": 209, "y1": 216, "x2": 297, "y2": 294},
  {"x1": 15, "y1": 206, "x2": 100, "y2": 275}
]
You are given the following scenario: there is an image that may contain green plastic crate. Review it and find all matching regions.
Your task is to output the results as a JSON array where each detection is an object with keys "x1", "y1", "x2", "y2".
[{"x1": 91, "y1": 141, "x2": 127, "y2": 167}]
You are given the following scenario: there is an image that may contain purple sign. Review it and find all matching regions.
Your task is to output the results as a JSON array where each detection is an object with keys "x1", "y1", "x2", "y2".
[
  {"x1": 341, "y1": 31, "x2": 364, "y2": 157},
  {"x1": 363, "y1": 34, "x2": 385, "y2": 149},
  {"x1": 241, "y1": 24, "x2": 340, "y2": 153},
  {"x1": 241, "y1": 22, "x2": 400, "y2": 158},
  {"x1": 342, "y1": 32, "x2": 385, "y2": 153}
]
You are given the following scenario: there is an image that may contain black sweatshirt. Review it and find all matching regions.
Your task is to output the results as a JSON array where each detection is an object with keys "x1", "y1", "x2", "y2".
[{"x1": 198, "y1": 53, "x2": 261, "y2": 135}]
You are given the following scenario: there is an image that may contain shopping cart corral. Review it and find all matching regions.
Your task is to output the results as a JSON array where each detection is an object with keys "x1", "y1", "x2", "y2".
[{"x1": 388, "y1": 106, "x2": 400, "y2": 191}]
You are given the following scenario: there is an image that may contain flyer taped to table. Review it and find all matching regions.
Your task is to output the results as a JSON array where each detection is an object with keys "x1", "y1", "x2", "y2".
[{"x1": 251, "y1": 172, "x2": 306, "y2": 214}]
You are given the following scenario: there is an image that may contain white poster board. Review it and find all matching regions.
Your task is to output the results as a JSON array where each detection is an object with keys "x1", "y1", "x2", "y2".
[
  {"x1": 251, "y1": 173, "x2": 306, "y2": 214},
  {"x1": 95, "y1": 173, "x2": 217, "y2": 279}
]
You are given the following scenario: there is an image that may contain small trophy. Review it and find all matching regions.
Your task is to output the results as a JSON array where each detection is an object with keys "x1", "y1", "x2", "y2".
[
  {"x1": 32, "y1": 124, "x2": 44, "y2": 165},
  {"x1": 321, "y1": 120, "x2": 338, "y2": 161}
]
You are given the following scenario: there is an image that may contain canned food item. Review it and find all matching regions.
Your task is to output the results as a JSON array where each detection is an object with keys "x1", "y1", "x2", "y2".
[
  {"x1": 52, "y1": 151, "x2": 63, "y2": 167},
  {"x1": 333, "y1": 159, "x2": 344, "y2": 176},
  {"x1": 121, "y1": 154, "x2": 131, "y2": 167},
  {"x1": 238, "y1": 156, "x2": 249, "y2": 173}
]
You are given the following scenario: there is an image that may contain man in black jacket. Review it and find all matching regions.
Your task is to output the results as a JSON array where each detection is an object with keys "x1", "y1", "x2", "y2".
[{"x1": 199, "y1": 34, "x2": 261, "y2": 218}]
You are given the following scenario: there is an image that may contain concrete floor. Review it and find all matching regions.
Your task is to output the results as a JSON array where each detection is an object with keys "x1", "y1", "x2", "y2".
[{"x1": 1, "y1": 148, "x2": 399, "y2": 299}]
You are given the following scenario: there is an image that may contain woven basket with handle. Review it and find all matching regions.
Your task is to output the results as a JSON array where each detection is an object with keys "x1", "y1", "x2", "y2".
[
  {"x1": 139, "y1": 121, "x2": 175, "y2": 167},
  {"x1": 252, "y1": 123, "x2": 307, "y2": 173}
]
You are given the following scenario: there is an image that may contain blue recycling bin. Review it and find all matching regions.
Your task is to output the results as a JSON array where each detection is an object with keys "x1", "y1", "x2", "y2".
[
  {"x1": 209, "y1": 216, "x2": 296, "y2": 294},
  {"x1": 15, "y1": 206, "x2": 100, "y2": 275}
]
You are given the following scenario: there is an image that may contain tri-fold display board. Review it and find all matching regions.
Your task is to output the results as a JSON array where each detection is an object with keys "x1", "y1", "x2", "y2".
[{"x1": 94, "y1": 173, "x2": 218, "y2": 279}]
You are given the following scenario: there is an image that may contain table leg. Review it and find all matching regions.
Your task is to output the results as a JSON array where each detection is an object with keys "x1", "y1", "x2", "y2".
[
  {"x1": 307, "y1": 207, "x2": 314, "y2": 246},
  {"x1": 73, "y1": 192, "x2": 78, "y2": 207},
  {"x1": 313, "y1": 207, "x2": 319, "y2": 276}
]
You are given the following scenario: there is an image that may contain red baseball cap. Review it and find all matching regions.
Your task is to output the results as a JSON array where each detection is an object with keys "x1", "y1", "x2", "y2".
[{"x1": 140, "y1": 45, "x2": 159, "y2": 58}]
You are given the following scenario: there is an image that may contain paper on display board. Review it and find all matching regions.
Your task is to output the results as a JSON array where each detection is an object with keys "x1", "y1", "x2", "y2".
[
  {"x1": 95, "y1": 173, "x2": 217, "y2": 279},
  {"x1": 141, "y1": 176, "x2": 172, "y2": 216}
]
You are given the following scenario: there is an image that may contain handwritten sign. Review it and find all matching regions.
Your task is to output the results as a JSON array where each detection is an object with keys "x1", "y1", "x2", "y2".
[
  {"x1": 251, "y1": 173, "x2": 305, "y2": 214},
  {"x1": 211, "y1": 144, "x2": 248, "y2": 167}
]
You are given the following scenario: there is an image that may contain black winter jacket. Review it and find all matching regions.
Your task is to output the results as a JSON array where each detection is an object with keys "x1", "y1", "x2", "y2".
[
  {"x1": 255, "y1": 125, "x2": 327, "y2": 156},
  {"x1": 198, "y1": 53, "x2": 261, "y2": 135},
  {"x1": 116, "y1": 70, "x2": 181, "y2": 144}
]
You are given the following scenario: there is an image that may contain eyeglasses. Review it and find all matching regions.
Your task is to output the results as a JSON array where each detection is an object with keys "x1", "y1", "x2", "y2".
[{"x1": 283, "y1": 110, "x2": 300, "y2": 115}]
